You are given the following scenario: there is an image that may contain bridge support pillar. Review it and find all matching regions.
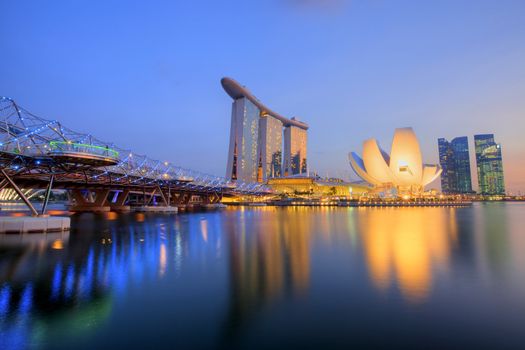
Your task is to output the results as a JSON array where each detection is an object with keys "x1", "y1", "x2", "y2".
[
  {"x1": 69, "y1": 189, "x2": 111, "y2": 213},
  {"x1": 206, "y1": 192, "x2": 222, "y2": 204},
  {"x1": 0, "y1": 169, "x2": 39, "y2": 216},
  {"x1": 41, "y1": 174, "x2": 55, "y2": 215},
  {"x1": 110, "y1": 189, "x2": 130, "y2": 212},
  {"x1": 133, "y1": 186, "x2": 176, "y2": 213}
]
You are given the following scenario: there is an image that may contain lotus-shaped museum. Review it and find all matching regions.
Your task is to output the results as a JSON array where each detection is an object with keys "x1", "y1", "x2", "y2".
[{"x1": 349, "y1": 128, "x2": 442, "y2": 193}]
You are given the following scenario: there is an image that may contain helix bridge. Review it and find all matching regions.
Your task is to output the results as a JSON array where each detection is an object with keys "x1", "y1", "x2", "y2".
[{"x1": 0, "y1": 96, "x2": 270, "y2": 214}]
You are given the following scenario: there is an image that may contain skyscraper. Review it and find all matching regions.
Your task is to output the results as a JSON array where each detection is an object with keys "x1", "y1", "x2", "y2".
[
  {"x1": 474, "y1": 134, "x2": 505, "y2": 195},
  {"x1": 438, "y1": 138, "x2": 456, "y2": 193},
  {"x1": 222, "y1": 77, "x2": 308, "y2": 183},
  {"x1": 258, "y1": 113, "x2": 283, "y2": 181},
  {"x1": 451, "y1": 137, "x2": 472, "y2": 193},
  {"x1": 225, "y1": 97, "x2": 260, "y2": 182},
  {"x1": 283, "y1": 123, "x2": 308, "y2": 176},
  {"x1": 437, "y1": 137, "x2": 473, "y2": 194}
]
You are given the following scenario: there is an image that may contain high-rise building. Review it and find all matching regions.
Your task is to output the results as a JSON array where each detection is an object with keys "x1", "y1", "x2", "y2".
[
  {"x1": 437, "y1": 136, "x2": 472, "y2": 194},
  {"x1": 259, "y1": 113, "x2": 283, "y2": 180},
  {"x1": 225, "y1": 97, "x2": 260, "y2": 182},
  {"x1": 283, "y1": 124, "x2": 308, "y2": 176},
  {"x1": 474, "y1": 134, "x2": 505, "y2": 195},
  {"x1": 222, "y1": 77, "x2": 308, "y2": 183},
  {"x1": 438, "y1": 138, "x2": 456, "y2": 193},
  {"x1": 451, "y1": 137, "x2": 472, "y2": 193}
]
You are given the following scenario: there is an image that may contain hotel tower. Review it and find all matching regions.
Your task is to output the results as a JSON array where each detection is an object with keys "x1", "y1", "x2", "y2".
[{"x1": 222, "y1": 77, "x2": 308, "y2": 183}]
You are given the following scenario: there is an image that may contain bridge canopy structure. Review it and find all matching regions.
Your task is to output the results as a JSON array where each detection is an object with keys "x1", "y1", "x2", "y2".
[{"x1": 0, "y1": 96, "x2": 271, "y2": 196}]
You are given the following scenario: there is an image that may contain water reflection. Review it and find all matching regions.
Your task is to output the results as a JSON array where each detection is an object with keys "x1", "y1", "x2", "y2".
[
  {"x1": 226, "y1": 207, "x2": 312, "y2": 299},
  {"x1": 357, "y1": 208, "x2": 456, "y2": 302},
  {"x1": 0, "y1": 213, "x2": 190, "y2": 349},
  {"x1": 0, "y1": 204, "x2": 524, "y2": 349},
  {"x1": 477, "y1": 203, "x2": 510, "y2": 274}
]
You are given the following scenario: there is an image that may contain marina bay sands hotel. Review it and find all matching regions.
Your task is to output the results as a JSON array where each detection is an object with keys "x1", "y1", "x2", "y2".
[{"x1": 222, "y1": 77, "x2": 309, "y2": 183}]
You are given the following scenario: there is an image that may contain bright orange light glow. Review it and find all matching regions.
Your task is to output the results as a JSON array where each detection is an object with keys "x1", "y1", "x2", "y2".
[
  {"x1": 51, "y1": 239, "x2": 64, "y2": 250},
  {"x1": 135, "y1": 213, "x2": 145, "y2": 222},
  {"x1": 105, "y1": 212, "x2": 118, "y2": 221},
  {"x1": 47, "y1": 210, "x2": 68, "y2": 215}
]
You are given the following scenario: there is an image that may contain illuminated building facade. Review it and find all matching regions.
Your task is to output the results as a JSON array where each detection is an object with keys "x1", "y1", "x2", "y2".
[
  {"x1": 438, "y1": 138, "x2": 455, "y2": 193},
  {"x1": 349, "y1": 128, "x2": 442, "y2": 194},
  {"x1": 225, "y1": 97, "x2": 260, "y2": 182},
  {"x1": 283, "y1": 124, "x2": 308, "y2": 176},
  {"x1": 222, "y1": 77, "x2": 309, "y2": 183},
  {"x1": 267, "y1": 176, "x2": 370, "y2": 197},
  {"x1": 259, "y1": 114, "x2": 283, "y2": 181},
  {"x1": 438, "y1": 136, "x2": 473, "y2": 194},
  {"x1": 474, "y1": 134, "x2": 505, "y2": 195}
]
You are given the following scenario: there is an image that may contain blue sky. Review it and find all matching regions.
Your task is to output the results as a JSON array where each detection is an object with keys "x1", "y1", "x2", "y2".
[{"x1": 1, "y1": 0, "x2": 524, "y2": 192}]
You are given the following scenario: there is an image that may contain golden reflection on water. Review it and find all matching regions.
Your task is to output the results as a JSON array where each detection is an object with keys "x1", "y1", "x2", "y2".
[
  {"x1": 227, "y1": 207, "x2": 312, "y2": 312},
  {"x1": 358, "y1": 207, "x2": 455, "y2": 303},
  {"x1": 159, "y1": 242, "x2": 167, "y2": 277},
  {"x1": 135, "y1": 212, "x2": 145, "y2": 222},
  {"x1": 224, "y1": 205, "x2": 463, "y2": 332},
  {"x1": 201, "y1": 219, "x2": 208, "y2": 243},
  {"x1": 105, "y1": 211, "x2": 118, "y2": 221},
  {"x1": 51, "y1": 239, "x2": 64, "y2": 250}
]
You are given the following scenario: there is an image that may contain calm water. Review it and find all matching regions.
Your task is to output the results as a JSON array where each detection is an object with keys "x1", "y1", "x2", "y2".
[{"x1": 1, "y1": 203, "x2": 525, "y2": 349}]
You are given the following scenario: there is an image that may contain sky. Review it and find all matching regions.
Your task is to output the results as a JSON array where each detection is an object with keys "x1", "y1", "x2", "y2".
[{"x1": 1, "y1": 0, "x2": 524, "y2": 193}]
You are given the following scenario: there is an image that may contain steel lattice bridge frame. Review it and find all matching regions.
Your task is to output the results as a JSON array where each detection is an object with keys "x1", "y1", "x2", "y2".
[{"x1": 0, "y1": 96, "x2": 270, "y2": 214}]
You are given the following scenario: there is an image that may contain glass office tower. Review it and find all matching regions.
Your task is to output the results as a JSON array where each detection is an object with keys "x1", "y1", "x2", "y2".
[
  {"x1": 284, "y1": 125, "x2": 308, "y2": 176},
  {"x1": 474, "y1": 134, "x2": 505, "y2": 195},
  {"x1": 226, "y1": 98, "x2": 260, "y2": 183},
  {"x1": 258, "y1": 114, "x2": 283, "y2": 181},
  {"x1": 438, "y1": 138, "x2": 456, "y2": 193},
  {"x1": 451, "y1": 137, "x2": 472, "y2": 193},
  {"x1": 438, "y1": 136, "x2": 473, "y2": 194}
]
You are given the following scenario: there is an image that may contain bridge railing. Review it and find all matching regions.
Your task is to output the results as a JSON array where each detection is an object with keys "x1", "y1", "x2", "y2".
[{"x1": 48, "y1": 141, "x2": 120, "y2": 159}]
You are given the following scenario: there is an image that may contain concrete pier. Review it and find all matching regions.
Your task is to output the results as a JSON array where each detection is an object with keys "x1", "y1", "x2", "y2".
[{"x1": 0, "y1": 216, "x2": 70, "y2": 233}]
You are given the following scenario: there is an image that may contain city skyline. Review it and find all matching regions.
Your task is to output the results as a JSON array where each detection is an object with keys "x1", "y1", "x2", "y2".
[
  {"x1": 1, "y1": 2, "x2": 525, "y2": 349},
  {"x1": 1, "y1": 1, "x2": 524, "y2": 193}
]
